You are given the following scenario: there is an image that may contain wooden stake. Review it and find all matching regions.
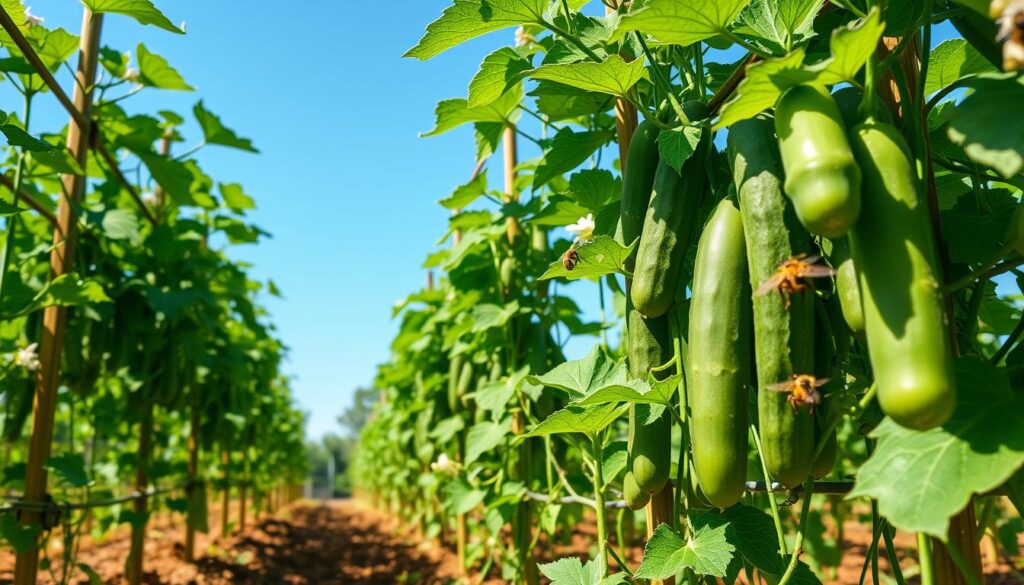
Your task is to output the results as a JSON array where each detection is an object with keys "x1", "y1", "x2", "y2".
[
  {"x1": 13, "y1": 9, "x2": 102, "y2": 585},
  {"x1": 184, "y1": 404, "x2": 200, "y2": 561},
  {"x1": 221, "y1": 447, "x2": 231, "y2": 538},
  {"x1": 125, "y1": 406, "x2": 154, "y2": 585},
  {"x1": 646, "y1": 486, "x2": 675, "y2": 585},
  {"x1": 503, "y1": 126, "x2": 520, "y2": 244}
]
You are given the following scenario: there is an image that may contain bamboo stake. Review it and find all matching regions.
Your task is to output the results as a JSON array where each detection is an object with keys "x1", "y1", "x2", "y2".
[
  {"x1": 503, "y1": 127, "x2": 520, "y2": 244},
  {"x1": 12, "y1": 9, "x2": 103, "y2": 585},
  {"x1": 125, "y1": 406, "x2": 154, "y2": 585},
  {"x1": 221, "y1": 447, "x2": 230, "y2": 538}
]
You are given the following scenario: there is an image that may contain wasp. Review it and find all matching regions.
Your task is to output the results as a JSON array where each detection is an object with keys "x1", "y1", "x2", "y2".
[
  {"x1": 769, "y1": 374, "x2": 828, "y2": 412},
  {"x1": 562, "y1": 249, "x2": 580, "y2": 271},
  {"x1": 756, "y1": 254, "x2": 835, "y2": 307}
]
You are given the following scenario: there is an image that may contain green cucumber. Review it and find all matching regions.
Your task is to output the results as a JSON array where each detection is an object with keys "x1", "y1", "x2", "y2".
[
  {"x1": 848, "y1": 121, "x2": 956, "y2": 430},
  {"x1": 729, "y1": 115, "x2": 815, "y2": 488},
  {"x1": 775, "y1": 85, "x2": 862, "y2": 238},
  {"x1": 830, "y1": 237, "x2": 866, "y2": 336},
  {"x1": 623, "y1": 471, "x2": 650, "y2": 510},
  {"x1": 631, "y1": 104, "x2": 710, "y2": 318},
  {"x1": 626, "y1": 307, "x2": 672, "y2": 495},
  {"x1": 812, "y1": 298, "x2": 839, "y2": 479},
  {"x1": 615, "y1": 119, "x2": 661, "y2": 277},
  {"x1": 687, "y1": 197, "x2": 752, "y2": 508}
]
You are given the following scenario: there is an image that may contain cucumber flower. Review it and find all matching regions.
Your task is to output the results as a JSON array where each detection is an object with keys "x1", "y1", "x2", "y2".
[
  {"x1": 430, "y1": 453, "x2": 460, "y2": 476},
  {"x1": 566, "y1": 213, "x2": 595, "y2": 242},
  {"x1": 24, "y1": 7, "x2": 43, "y2": 26},
  {"x1": 14, "y1": 343, "x2": 39, "y2": 371}
]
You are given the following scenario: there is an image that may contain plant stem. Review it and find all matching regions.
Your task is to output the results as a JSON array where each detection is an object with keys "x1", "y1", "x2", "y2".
[
  {"x1": 751, "y1": 424, "x2": 786, "y2": 554},
  {"x1": 942, "y1": 245, "x2": 1018, "y2": 292},
  {"x1": 776, "y1": 476, "x2": 815, "y2": 585},
  {"x1": 720, "y1": 29, "x2": 770, "y2": 58},
  {"x1": 693, "y1": 43, "x2": 706, "y2": 100},
  {"x1": 559, "y1": 0, "x2": 574, "y2": 34},
  {"x1": 918, "y1": 533, "x2": 936, "y2": 585},
  {"x1": 924, "y1": 75, "x2": 978, "y2": 113},
  {"x1": 944, "y1": 539, "x2": 983, "y2": 585},
  {"x1": 0, "y1": 91, "x2": 33, "y2": 302},
  {"x1": 634, "y1": 32, "x2": 690, "y2": 124},
  {"x1": 882, "y1": 523, "x2": 907, "y2": 585},
  {"x1": 541, "y1": 20, "x2": 602, "y2": 63},
  {"x1": 974, "y1": 498, "x2": 995, "y2": 545},
  {"x1": 591, "y1": 433, "x2": 608, "y2": 578},
  {"x1": 917, "y1": 0, "x2": 933, "y2": 114},
  {"x1": 992, "y1": 316, "x2": 1024, "y2": 364}
]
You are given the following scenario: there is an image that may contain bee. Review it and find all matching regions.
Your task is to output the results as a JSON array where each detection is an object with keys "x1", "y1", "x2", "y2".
[
  {"x1": 562, "y1": 249, "x2": 580, "y2": 271},
  {"x1": 769, "y1": 374, "x2": 828, "y2": 412},
  {"x1": 756, "y1": 254, "x2": 835, "y2": 308}
]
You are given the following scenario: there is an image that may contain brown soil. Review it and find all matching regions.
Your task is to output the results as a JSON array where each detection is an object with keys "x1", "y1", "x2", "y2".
[{"x1": 0, "y1": 500, "x2": 1018, "y2": 584}]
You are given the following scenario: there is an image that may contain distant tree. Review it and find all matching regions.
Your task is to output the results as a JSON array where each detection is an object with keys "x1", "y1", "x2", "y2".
[{"x1": 338, "y1": 386, "x2": 377, "y2": 437}]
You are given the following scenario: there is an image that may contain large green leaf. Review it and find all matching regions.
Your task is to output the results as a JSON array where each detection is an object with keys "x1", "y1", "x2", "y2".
[
  {"x1": 423, "y1": 85, "x2": 522, "y2": 137},
  {"x1": 575, "y1": 375, "x2": 679, "y2": 407},
  {"x1": 713, "y1": 50, "x2": 811, "y2": 130},
  {"x1": 468, "y1": 47, "x2": 533, "y2": 108},
  {"x1": 534, "y1": 128, "x2": 614, "y2": 188},
  {"x1": 538, "y1": 235, "x2": 636, "y2": 281},
  {"x1": 82, "y1": 0, "x2": 183, "y2": 34},
  {"x1": 809, "y1": 8, "x2": 885, "y2": 85},
  {"x1": 947, "y1": 74, "x2": 1024, "y2": 178},
  {"x1": 44, "y1": 453, "x2": 90, "y2": 487},
  {"x1": 538, "y1": 556, "x2": 627, "y2": 585},
  {"x1": 442, "y1": 477, "x2": 486, "y2": 514},
  {"x1": 439, "y1": 170, "x2": 488, "y2": 210},
  {"x1": 464, "y1": 420, "x2": 511, "y2": 465},
  {"x1": 734, "y1": 0, "x2": 824, "y2": 54},
  {"x1": 923, "y1": 39, "x2": 997, "y2": 96},
  {"x1": 470, "y1": 300, "x2": 520, "y2": 332},
  {"x1": 610, "y1": 0, "x2": 751, "y2": 47},
  {"x1": 193, "y1": 101, "x2": 258, "y2": 153},
  {"x1": 528, "y1": 55, "x2": 648, "y2": 98},
  {"x1": 528, "y1": 346, "x2": 629, "y2": 399},
  {"x1": 405, "y1": 0, "x2": 547, "y2": 61},
  {"x1": 635, "y1": 523, "x2": 735, "y2": 580},
  {"x1": 658, "y1": 123, "x2": 703, "y2": 173},
  {"x1": 521, "y1": 403, "x2": 628, "y2": 438},
  {"x1": 849, "y1": 358, "x2": 1024, "y2": 538},
  {"x1": 136, "y1": 43, "x2": 193, "y2": 90}
]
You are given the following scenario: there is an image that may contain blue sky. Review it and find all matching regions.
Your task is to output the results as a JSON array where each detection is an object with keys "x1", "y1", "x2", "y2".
[{"x1": 19, "y1": 3, "x2": 969, "y2": 440}]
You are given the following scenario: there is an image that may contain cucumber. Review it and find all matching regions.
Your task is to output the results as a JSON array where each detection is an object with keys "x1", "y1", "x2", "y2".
[
  {"x1": 615, "y1": 120, "x2": 661, "y2": 278},
  {"x1": 729, "y1": 115, "x2": 815, "y2": 488},
  {"x1": 623, "y1": 471, "x2": 651, "y2": 510},
  {"x1": 687, "y1": 197, "x2": 752, "y2": 508},
  {"x1": 449, "y1": 359, "x2": 473, "y2": 413},
  {"x1": 775, "y1": 85, "x2": 862, "y2": 238},
  {"x1": 830, "y1": 237, "x2": 866, "y2": 336},
  {"x1": 631, "y1": 103, "x2": 710, "y2": 318},
  {"x1": 848, "y1": 121, "x2": 957, "y2": 430},
  {"x1": 626, "y1": 307, "x2": 672, "y2": 495},
  {"x1": 812, "y1": 298, "x2": 839, "y2": 479},
  {"x1": 447, "y1": 354, "x2": 463, "y2": 413}
]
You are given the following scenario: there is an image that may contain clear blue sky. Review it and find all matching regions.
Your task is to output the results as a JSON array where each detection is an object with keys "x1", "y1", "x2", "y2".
[
  {"x1": 24, "y1": 0, "x2": 603, "y2": 440},
  {"x1": 20, "y1": 3, "x2": 967, "y2": 441}
]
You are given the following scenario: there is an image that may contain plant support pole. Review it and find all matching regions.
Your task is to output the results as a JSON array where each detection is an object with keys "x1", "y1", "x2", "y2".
[{"x1": 13, "y1": 9, "x2": 102, "y2": 585}]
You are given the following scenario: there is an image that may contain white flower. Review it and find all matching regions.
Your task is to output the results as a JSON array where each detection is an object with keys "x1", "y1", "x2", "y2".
[
  {"x1": 14, "y1": 343, "x2": 39, "y2": 371},
  {"x1": 565, "y1": 213, "x2": 596, "y2": 242},
  {"x1": 141, "y1": 191, "x2": 158, "y2": 206},
  {"x1": 122, "y1": 67, "x2": 140, "y2": 82},
  {"x1": 430, "y1": 453, "x2": 460, "y2": 476},
  {"x1": 24, "y1": 6, "x2": 44, "y2": 26},
  {"x1": 514, "y1": 26, "x2": 534, "y2": 48}
]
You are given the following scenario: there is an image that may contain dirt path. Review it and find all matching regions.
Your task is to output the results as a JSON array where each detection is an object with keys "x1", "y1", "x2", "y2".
[{"x1": 0, "y1": 499, "x2": 1019, "y2": 584}]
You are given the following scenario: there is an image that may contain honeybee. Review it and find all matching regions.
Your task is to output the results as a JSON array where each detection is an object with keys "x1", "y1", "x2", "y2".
[
  {"x1": 768, "y1": 374, "x2": 827, "y2": 412},
  {"x1": 562, "y1": 249, "x2": 580, "y2": 271},
  {"x1": 756, "y1": 254, "x2": 835, "y2": 307}
]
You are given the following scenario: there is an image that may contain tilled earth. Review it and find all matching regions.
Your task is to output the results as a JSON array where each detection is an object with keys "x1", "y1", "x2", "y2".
[{"x1": 0, "y1": 500, "x2": 1019, "y2": 584}]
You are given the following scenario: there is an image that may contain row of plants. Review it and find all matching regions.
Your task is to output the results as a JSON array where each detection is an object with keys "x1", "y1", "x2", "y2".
[
  {"x1": 0, "y1": 2, "x2": 306, "y2": 584},
  {"x1": 355, "y1": 0, "x2": 1024, "y2": 584}
]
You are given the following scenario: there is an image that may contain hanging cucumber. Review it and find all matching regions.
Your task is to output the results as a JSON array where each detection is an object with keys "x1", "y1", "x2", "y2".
[
  {"x1": 616, "y1": 120, "x2": 661, "y2": 277},
  {"x1": 447, "y1": 354, "x2": 464, "y2": 413},
  {"x1": 631, "y1": 102, "x2": 710, "y2": 318},
  {"x1": 848, "y1": 121, "x2": 957, "y2": 430},
  {"x1": 729, "y1": 115, "x2": 815, "y2": 488},
  {"x1": 687, "y1": 197, "x2": 752, "y2": 508},
  {"x1": 623, "y1": 470, "x2": 651, "y2": 510},
  {"x1": 829, "y1": 237, "x2": 866, "y2": 337},
  {"x1": 775, "y1": 85, "x2": 862, "y2": 238},
  {"x1": 626, "y1": 307, "x2": 672, "y2": 495}
]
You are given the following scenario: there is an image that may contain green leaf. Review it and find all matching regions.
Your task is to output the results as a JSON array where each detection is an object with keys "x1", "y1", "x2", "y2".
[
  {"x1": 98, "y1": 208, "x2": 142, "y2": 244},
  {"x1": 193, "y1": 101, "x2": 258, "y2": 153},
  {"x1": 136, "y1": 43, "x2": 192, "y2": 90},
  {"x1": 575, "y1": 374, "x2": 679, "y2": 407},
  {"x1": 610, "y1": 0, "x2": 751, "y2": 47},
  {"x1": 849, "y1": 358, "x2": 1024, "y2": 538},
  {"x1": 538, "y1": 556, "x2": 628, "y2": 585},
  {"x1": 443, "y1": 476, "x2": 486, "y2": 514},
  {"x1": 538, "y1": 235, "x2": 637, "y2": 281},
  {"x1": 440, "y1": 170, "x2": 488, "y2": 210},
  {"x1": 464, "y1": 420, "x2": 511, "y2": 465},
  {"x1": 220, "y1": 183, "x2": 256, "y2": 213},
  {"x1": 44, "y1": 453, "x2": 90, "y2": 487},
  {"x1": 136, "y1": 152, "x2": 193, "y2": 206},
  {"x1": 528, "y1": 54, "x2": 648, "y2": 98},
  {"x1": 567, "y1": 169, "x2": 620, "y2": 211},
  {"x1": 923, "y1": 39, "x2": 997, "y2": 96},
  {"x1": 469, "y1": 47, "x2": 533, "y2": 108},
  {"x1": 0, "y1": 124, "x2": 55, "y2": 152},
  {"x1": 405, "y1": 0, "x2": 547, "y2": 61},
  {"x1": 470, "y1": 300, "x2": 520, "y2": 332},
  {"x1": 531, "y1": 195, "x2": 591, "y2": 227},
  {"x1": 35, "y1": 274, "x2": 111, "y2": 308},
  {"x1": 0, "y1": 200, "x2": 23, "y2": 216},
  {"x1": 534, "y1": 128, "x2": 613, "y2": 188},
  {"x1": 423, "y1": 86, "x2": 522, "y2": 137},
  {"x1": 658, "y1": 124, "x2": 703, "y2": 173},
  {"x1": 77, "y1": 563, "x2": 103, "y2": 585},
  {"x1": 810, "y1": 8, "x2": 885, "y2": 85},
  {"x1": 31, "y1": 149, "x2": 84, "y2": 175},
  {"x1": 947, "y1": 74, "x2": 1024, "y2": 178},
  {"x1": 713, "y1": 49, "x2": 811, "y2": 130},
  {"x1": 82, "y1": 0, "x2": 184, "y2": 34},
  {"x1": 528, "y1": 346, "x2": 624, "y2": 399},
  {"x1": 0, "y1": 515, "x2": 39, "y2": 553},
  {"x1": 735, "y1": 0, "x2": 824, "y2": 54},
  {"x1": 429, "y1": 416, "x2": 465, "y2": 443},
  {"x1": 520, "y1": 403, "x2": 628, "y2": 438},
  {"x1": 635, "y1": 523, "x2": 735, "y2": 580}
]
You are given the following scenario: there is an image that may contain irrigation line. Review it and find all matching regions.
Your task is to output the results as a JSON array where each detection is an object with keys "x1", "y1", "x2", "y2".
[{"x1": 0, "y1": 6, "x2": 157, "y2": 227}]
